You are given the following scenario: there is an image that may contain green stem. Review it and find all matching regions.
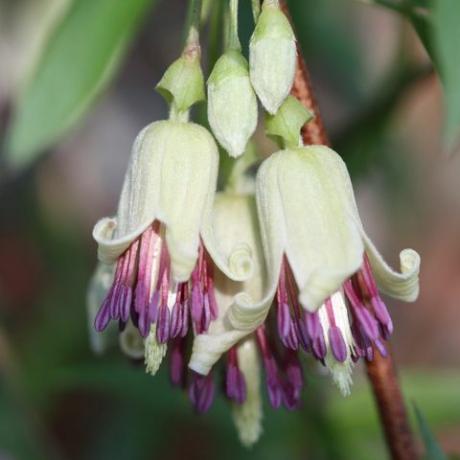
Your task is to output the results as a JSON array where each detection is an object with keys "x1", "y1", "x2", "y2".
[
  {"x1": 185, "y1": 0, "x2": 203, "y2": 46},
  {"x1": 208, "y1": 0, "x2": 224, "y2": 68},
  {"x1": 227, "y1": 0, "x2": 241, "y2": 51}
]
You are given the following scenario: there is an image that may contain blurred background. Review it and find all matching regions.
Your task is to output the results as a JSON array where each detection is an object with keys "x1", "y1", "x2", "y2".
[{"x1": 0, "y1": 0, "x2": 459, "y2": 459}]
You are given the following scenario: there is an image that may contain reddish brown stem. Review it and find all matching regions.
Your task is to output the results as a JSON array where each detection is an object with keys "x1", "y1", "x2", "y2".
[
  {"x1": 366, "y1": 347, "x2": 418, "y2": 460},
  {"x1": 279, "y1": 2, "x2": 418, "y2": 459}
]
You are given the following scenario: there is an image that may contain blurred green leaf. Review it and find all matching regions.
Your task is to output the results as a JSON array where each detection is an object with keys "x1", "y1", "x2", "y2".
[
  {"x1": 432, "y1": 0, "x2": 460, "y2": 150},
  {"x1": 5, "y1": 0, "x2": 157, "y2": 171},
  {"x1": 413, "y1": 403, "x2": 447, "y2": 460}
]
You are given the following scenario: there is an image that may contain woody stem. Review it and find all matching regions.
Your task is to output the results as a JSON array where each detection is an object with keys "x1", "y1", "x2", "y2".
[{"x1": 279, "y1": 1, "x2": 417, "y2": 459}]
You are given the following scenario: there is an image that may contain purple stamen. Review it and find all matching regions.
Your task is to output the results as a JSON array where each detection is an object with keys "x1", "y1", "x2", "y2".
[
  {"x1": 170, "y1": 338, "x2": 186, "y2": 387},
  {"x1": 156, "y1": 303, "x2": 170, "y2": 344},
  {"x1": 170, "y1": 289, "x2": 185, "y2": 339},
  {"x1": 282, "y1": 351, "x2": 304, "y2": 410},
  {"x1": 189, "y1": 371, "x2": 215, "y2": 414},
  {"x1": 324, "y1": 297, "x2": 348, "y2": 363},
  {"x1": 305, "y1": 311, "x2": 327, "y2": 360},
  {"x1": 344, "y1": 280, "x2": 380, "y2": 341},
  {"x1": 256, "y1": 326, "x2": 283, "y2": 409},
  {"x1": 328, "y1": 326, "x2": 348, "y2": 363},
  {"x1": 94, "y1": 299, "x2": 111, "y2": 332},
  {"x1": 226, "y1": 347, "x2": 247, "y2": 404}
]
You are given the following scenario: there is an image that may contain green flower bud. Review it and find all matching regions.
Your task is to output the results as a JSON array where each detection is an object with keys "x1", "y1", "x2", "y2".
[
  {"x1": 249, "y1": 1, "x2": 296, "y2": 114},
  {"x1": 156, "y1": 43, "x2": 205, "y2": 114},
  {"x1": 265, "y1": 95, "x2": 313, "y2": 148},
  {"x1": 208, "y1": 50, "x2": 258, "y2": 157}
]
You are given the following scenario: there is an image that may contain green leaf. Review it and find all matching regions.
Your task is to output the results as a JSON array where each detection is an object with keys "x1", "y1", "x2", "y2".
[
  {"x1": 432, "y1": 0, "x2": 460, "y2": 150},
  {"x1": 413, "y1": 403, "x2": 448, "y2": 460},
  {"x1": 5, "y1": 0, "x2": 157, "y2": 171}
]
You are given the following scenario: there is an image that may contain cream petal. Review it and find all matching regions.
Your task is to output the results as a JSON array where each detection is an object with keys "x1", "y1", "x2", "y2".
[
  {"x1": 362, "y1": 234, "x2": 420, "y2": 302},
  {"x1": 256, "y1": 146, "x2": 364, "y2": 312},
  {"x1": 93, "y1": 120, "x2": 219, "y2": 280},
  {"x1": 93, "y1": 217, "x2": 151, "y2": 265},
  {"x1": 158, "y1": 122, "x2": 219, "y2": 282},
  {"x1": 190, "y1": 328, "x2": 248, "y2": 375},
  {"x1": 190, "y1": 194, "x2": 271, "y2": 375},
  {"x1": 202, "y1": 193, "x2": 257, "y2": 282},
  {"x1": 93, "y1": 121, "x2": 165, "y2": 263}
]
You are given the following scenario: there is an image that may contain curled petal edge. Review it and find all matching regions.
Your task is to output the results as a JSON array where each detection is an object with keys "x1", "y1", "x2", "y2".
[
  {"x1": 93, "y1": 217, "x2": 154, "y2": 265},
  {"x1": 201, "y1": 219, "x2": 255, "y2": 283},
  {"x1": 189, "y1": 284, "x2": 278, "y2": 376},
  {"x1": 189, "y1": 329, "x2": 248, "y2": 375},
  {"x1": 362, "y1": 233, "x2": 420, "y2": 302}
]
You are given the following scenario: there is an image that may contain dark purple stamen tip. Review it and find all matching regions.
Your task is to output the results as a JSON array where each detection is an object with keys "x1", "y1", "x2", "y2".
[
  {"x1": 189, "y1": 372, "x2": 215, "y2": 414},
  {"x1": 170, "y1": 339, "x2": 186, "y2": 387},
  {"x1": 282, "y1": 352, "x2": 304, "y2": 410},
  {"x1": 156, "y1": 303, "x2": 170, "y2": 344},
  {"x1": 226, "y1": 364, "x2": 247, "y2": 404},
  {"x1": 328, "y1": 326, "x2": 348, "y2": 363},
  {"x1": 94, "y1": 300, "x2": 111, "y2": 332}
]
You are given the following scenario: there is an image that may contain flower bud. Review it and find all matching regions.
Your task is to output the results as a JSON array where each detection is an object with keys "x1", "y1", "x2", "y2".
[
  {"x1": 265, "y1": 95, "x2": 313, "y2": 148},
  {"x1": 249, "y1": 1, "x2": 296, "y2": 114},
  {"x1": 208, "y1": 50, "x2": 258, "y2": 157},
  {"x1": 156, "y1": 43, "x2": 205, "y2": 114}
]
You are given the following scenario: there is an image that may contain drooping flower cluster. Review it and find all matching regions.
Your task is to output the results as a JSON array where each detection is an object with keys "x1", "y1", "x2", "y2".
[{"x1": 88, "y1": 0, "x2": 421, "y2": 447}]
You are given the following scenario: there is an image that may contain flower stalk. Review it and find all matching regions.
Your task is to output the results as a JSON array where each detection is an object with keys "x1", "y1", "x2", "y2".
[{"x1": 279, "y1": 1, "x2": 417, "y2": 458}]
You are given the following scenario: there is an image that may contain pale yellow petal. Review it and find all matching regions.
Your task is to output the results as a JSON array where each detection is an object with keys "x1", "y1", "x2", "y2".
[{"x1": 363, "y1": 235, "x2": 420, "y2": 302}]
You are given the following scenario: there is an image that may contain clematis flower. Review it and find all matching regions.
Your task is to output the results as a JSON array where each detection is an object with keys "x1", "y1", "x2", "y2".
[
  {"x1": 92, "y1": 119, "x2": 252, "y2": 373},
  {"x1": 190, "y1": 145, "x2": 420, "y2": 396}
]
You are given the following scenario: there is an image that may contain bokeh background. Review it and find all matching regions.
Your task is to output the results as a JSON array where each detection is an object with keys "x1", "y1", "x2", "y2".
[{"x1": 1, "y1": 0, "x2": 459, "y2": 459}]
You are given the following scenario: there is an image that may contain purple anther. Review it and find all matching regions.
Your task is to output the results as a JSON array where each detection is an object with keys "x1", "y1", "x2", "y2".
[
  {"x1": 156, "y1": 302, "x2": 170, "y2": 344},
  {"x1": 169, "y1": 338, "x2": 186, "y2": 387},
  {"x1": 94, "y1": 299, "x2": 111, "y2": 332},
  {"x1": 226, "y1": 348, "x2": 247, "y2": 404},
  {"x1": 282, "y1": 351, "x2": 304, "y2": 410},
  {"x1": 256, "y1": 326, "x2": 283, "y2": 409},
  {"x1": 189, "y1": 371, "x2": 215, "y2": 414},
  {"x1": 328, "y1": 326, "x2": 348, "y2": 363}
]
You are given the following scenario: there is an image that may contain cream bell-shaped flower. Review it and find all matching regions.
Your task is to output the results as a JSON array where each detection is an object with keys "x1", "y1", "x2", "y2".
[
  {"x1": 92, "y1": 120, "x2": 253, "y2": 369},
  {"x1": 249, "y1": 0, "x2": 296, "y2": 114},
  {"x1": 192, "y1": 145, "x2": 420, "y2": 396}
]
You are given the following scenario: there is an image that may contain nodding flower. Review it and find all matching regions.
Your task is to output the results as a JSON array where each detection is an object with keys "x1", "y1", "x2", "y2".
[
  {"x1": 190, "y1": 145, "x2": 420, "y2": 398},
  {"x1": 92, "y1": 119, "x2": 253, "y2": 388}
]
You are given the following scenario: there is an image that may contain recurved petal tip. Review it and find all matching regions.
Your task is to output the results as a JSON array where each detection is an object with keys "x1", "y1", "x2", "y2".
[{"x1": 363, "y1": 234, "x2": 421, "y2": 302}]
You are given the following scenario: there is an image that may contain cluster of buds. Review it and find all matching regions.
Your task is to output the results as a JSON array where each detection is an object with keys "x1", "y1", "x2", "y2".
[{"x1": 88, "y1": 0, "x2": 420, "y2": 447}]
